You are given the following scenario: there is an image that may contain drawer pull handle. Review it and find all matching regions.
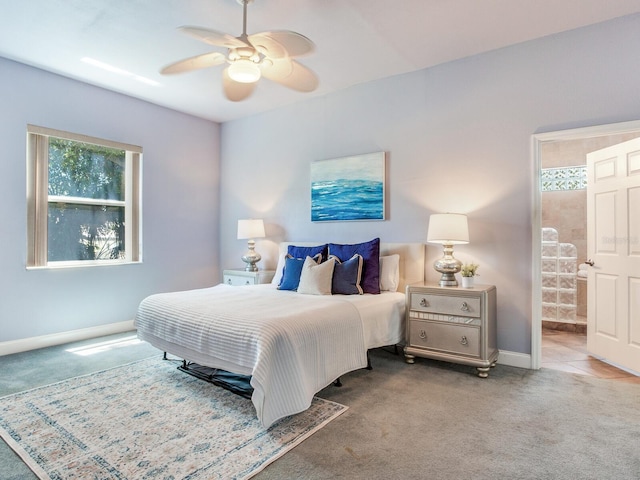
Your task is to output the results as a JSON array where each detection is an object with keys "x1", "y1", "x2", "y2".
[
  {"x1": 420, "y1": 298, "x2": 430, "y2": 307},
  {"x1": 245, "y1": 280, "x2": 251, "y2": 285},
  {"x1": 227, "y1": 278, "x2": 232, "y2": 284},
  {"x1": 460, "y1": 302, "x2": 470, "y2": 312},
  {"x1": 419, "y1": 330, "x2": 427, "y2": 339},
  {"x1": 460, "y1": 336, "x2": 468, "y2": 346}
]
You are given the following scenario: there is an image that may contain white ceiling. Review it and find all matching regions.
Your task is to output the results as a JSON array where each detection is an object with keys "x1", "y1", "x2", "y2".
[{"x1": 2, "y1": 0, "x2": 640, "y2": 123}]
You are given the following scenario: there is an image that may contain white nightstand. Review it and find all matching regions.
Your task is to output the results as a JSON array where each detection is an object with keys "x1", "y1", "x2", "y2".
[
  {"x1": 404, "y1": 283, "x2": 498, "y2": 377},
  {"x1": 223, "y1": 269, "x2": 275, "y2": 286}
]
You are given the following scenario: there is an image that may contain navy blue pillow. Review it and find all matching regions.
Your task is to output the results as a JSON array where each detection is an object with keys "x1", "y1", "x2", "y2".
[
  {"x1": 331, "y1": 254, "x2": 363, "y2": 295},
  {"x1": 329, "y1": 238, "x2": 380, "y2": 294},
  {"x1": 287, "y1": 244, "x2": 328, "y2": 262},
  {"x1": 278, "y1": 255, "x2": 306, "y2": 291}
]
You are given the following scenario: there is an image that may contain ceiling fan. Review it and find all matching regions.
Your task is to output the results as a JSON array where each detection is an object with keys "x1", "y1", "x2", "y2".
[{"x1": 161, "y1": 0, "x2": 318, "y2": 102}]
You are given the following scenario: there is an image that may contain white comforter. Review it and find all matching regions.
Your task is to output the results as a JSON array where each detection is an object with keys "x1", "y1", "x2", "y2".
[{"x1": 135, "y1": 284, "x2": 402, "y2": 427}]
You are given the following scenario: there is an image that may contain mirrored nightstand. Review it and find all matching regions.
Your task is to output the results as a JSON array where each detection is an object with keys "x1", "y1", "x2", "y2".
[{"x1": 404, "y1": 283, "x2": 498, "y2": 377}]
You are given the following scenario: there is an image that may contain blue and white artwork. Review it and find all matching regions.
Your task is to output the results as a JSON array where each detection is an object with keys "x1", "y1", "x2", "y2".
[{"x1": 311, "y1": 152, "x2": 386, "y2": 222}]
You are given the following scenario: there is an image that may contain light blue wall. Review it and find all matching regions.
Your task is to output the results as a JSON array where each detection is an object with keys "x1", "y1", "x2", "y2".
[
  {"x1": 219, "y1": 14, "x2": 640, "y2": 355},
  {"x1": 4, "y1": 13, "x2": 640, "y2": 354},
  {"x1": 0, "y1": 58, "x2": 220, "y2": 343}
]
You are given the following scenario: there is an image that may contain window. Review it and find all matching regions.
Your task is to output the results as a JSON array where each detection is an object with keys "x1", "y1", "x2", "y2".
[
  {"x1": 540, "y1": 165, "x2": 587, "y2": 191},
  {"x1": 27, "y1": 125, "x2": 142, "y2": 268}
]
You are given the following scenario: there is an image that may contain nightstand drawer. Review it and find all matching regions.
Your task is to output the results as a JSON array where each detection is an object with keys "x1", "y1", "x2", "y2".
[
  {"x1": 408, "y1": 320, "x2": 480, "y2": 357},
  {"x1": 222, "y1": 269, "x2": 275, "y2": 286},
  {"x1": 224, "y1": 274, "x2": 255, "y2": 286},
  {"x1": 410, "y1": 293, "x2": 481, "y2": 318}
]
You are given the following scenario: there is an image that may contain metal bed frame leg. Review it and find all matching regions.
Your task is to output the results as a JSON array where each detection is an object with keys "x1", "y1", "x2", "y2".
[{"x1": 163, "y1": 352, "x2": 190, "y2": 370}]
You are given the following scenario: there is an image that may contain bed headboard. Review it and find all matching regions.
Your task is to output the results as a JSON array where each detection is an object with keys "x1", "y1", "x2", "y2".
[
  {"x1": 277, "y1": 242, "x2": 425, "y2": 293},
  {"x1": 379, "y1": 243, "x2": 426, "y2": 292}
]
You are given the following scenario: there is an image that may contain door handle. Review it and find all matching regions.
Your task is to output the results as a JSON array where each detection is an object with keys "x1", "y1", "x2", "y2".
[{"x1": 585, "y1": 259, "x2": 594, "y2": 266}]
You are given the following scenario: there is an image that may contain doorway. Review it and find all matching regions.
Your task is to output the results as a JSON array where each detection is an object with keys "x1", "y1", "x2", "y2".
[{"x1": 531, "y1": 119, "x2": 640, "y2": 371}]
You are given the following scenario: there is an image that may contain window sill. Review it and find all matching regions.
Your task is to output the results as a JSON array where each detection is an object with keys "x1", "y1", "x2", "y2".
[{"x1": 26, "y1": 260, "x2": 142, "y2": 270}]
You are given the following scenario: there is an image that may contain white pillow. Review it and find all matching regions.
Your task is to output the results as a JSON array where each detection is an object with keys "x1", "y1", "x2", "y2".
[
  {"x1": 271, "y1": 252, "x2": 287, "y2": 285},
  {"x1": 379, "y1": 254, "x2": 400, "y2": 292},
  {"x1": 297, "y1": 256, "x2": 336, "y2": 295}
]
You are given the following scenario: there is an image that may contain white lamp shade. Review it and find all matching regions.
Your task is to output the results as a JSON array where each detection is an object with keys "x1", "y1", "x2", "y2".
[
  {"x1": 228, "y1": 59, "x2": 261, "y2": 83},
  {"x1": 427, "y1": 213, "x2": 469, "y2": 245},
  {"x1": 237, "y1": 219, "x2": 265, "y2": 239}
]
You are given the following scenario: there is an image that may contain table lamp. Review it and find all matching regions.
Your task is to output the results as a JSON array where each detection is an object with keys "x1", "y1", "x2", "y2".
[
  {"x1": 427, "y1": 213, "x2": 469, "y2": 287},
  {"x1": 237, "y1": 219, "x2": 265, "y2": 272}
]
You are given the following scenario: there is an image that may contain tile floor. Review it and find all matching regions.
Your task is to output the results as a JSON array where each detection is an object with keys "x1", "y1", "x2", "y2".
[{"x1": 542, "y1": 328, "x2": 640, "y2": 384}]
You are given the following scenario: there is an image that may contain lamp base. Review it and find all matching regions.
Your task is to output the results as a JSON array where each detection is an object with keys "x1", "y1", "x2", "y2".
[
  {"x1": 433, "y1": 243, "x2": 462, "y2": 287},
  {"x1": 241, "y1": 240, "x2": 261, "y2": 272},
  {"x1": 241, "y1": 259, "x2": 260, "y2": 272},
  {"x1": 438, "y1": 272, "x2": 459, "y2": 287}
]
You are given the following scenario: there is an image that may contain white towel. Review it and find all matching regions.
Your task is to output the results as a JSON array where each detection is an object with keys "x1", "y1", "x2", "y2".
[
  {"x1": 578, "y1": 263, "x2": 589, "y2": 271},
  {"x1": 577, "y1": 270, "x2": 588, "y2": 278}
]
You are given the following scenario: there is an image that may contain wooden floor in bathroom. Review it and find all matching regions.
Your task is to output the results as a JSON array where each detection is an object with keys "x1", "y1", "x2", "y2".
[{"x1": 542, "y1": 327, "x2": 640, "y2": 384}]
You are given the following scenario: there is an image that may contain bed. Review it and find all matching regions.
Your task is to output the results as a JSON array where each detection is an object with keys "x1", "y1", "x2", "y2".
[{"x1": 135, "y1": 241, "x2": 425, "y2": 427}]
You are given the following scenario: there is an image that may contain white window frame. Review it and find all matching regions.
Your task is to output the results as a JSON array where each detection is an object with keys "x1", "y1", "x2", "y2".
[{"x1": 26, "y1": 125, "x2": 142, "y2": 268}]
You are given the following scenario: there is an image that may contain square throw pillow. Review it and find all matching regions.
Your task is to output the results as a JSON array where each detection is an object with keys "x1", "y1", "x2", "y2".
[
  {"x1": 297, "y1": 256, "x2": 336, "y2": 295},
  {"x1": 329, "y1": 238, "x2": 380, "y2": 294},
  {"x1": 271, "y1": 252, "x2": 287, "y2": 285},
  {"x1": 277, "y1": 252, "x2": 323, "y2": 289},
  {"x1": 278, "y1": 255, "x2": 308, "y2": 291},
  {"x1": 274, "y1": 244, "x2": 328, "y2": 286},
  {"x1": 379, "y1": 254, "x2": 400, "y2": 292},
  {"x1": 330, "y1": 254, "x2": 363, "y2": 295},
  {"x1": 287, "y1": 244, "x2": 328, "y2": 262}
]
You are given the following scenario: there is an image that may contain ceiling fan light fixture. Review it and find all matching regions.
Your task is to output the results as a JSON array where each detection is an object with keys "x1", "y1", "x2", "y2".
[
  {"x1": 161, "y1": 0, "x2": 317, "y2": 100},
  {"x1": 228, "y1": 58, "x2": 261, "y2": 83}
]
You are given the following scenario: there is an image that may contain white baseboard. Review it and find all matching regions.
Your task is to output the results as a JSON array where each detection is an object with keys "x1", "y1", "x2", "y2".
[
  {"x1": 0, "y1": 320, "x2": 135, "y2": 357},
  {"x1": 496, "y1": 350, "x2": 533, "y2": 370},
  {"x1": 1, "y1": 326, "x2": 536, "y2": 371}
]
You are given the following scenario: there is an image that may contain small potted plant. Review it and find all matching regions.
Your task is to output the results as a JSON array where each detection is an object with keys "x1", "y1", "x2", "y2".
[{"x1": 460, "y1": 263, "x2": 479, "y2": 288}]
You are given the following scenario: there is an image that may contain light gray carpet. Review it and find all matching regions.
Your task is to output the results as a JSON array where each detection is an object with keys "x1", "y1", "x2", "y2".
[{"x1": 1, "y1": 333, "x2": 639, "y2": 480}]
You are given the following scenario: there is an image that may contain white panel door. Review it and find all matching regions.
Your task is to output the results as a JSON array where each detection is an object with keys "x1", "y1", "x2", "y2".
[{"x1": 586, "y1": 137, "x2": 640, "y2": 372}]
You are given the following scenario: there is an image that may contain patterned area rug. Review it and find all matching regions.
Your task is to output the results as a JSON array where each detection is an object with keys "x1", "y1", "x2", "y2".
[{"x1": 0, "y1": 357, "x2": 347, "y2": 479}]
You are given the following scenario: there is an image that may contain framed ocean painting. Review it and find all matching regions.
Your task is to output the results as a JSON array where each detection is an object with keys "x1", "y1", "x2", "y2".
[{"x1": 311, "y1": 151, "x2": 386, "y2": 222}]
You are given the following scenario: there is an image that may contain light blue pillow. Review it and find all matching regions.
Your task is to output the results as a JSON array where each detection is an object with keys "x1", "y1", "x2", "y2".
[{"x1": 331, "y1": 254, "x2": 363, "y2": 295}]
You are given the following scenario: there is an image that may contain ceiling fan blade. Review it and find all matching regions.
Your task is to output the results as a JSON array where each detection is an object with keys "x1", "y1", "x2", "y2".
[
  {"x1": 222, "y1": 68, "x2": 257, "y2": 101},
  {"x1": 249, "y1": 31, "x2": 315, "y2": 59},
  {"x1": 179, "y1": 26, "x2": 248, "y2": 49},
  {"x1": 261, "y1": 59, "x2": 318, "y2": 92},
  {"x1": 160, "y1": 52, "x2": 227, "y2": 74}
]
